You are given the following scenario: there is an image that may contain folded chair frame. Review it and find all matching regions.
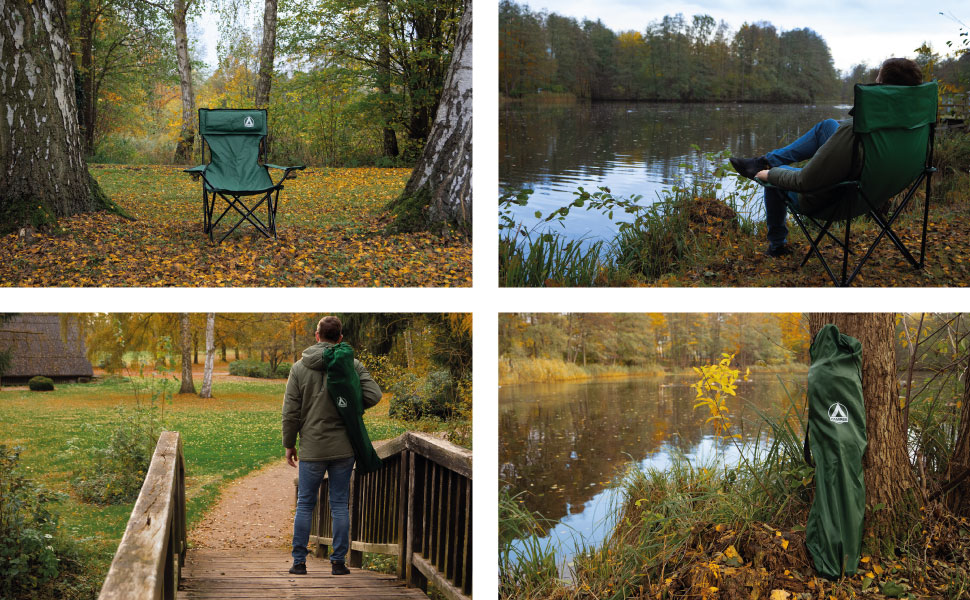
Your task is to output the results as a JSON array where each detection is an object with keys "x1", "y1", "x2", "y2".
[{"x1": 201, "y1": 183, "x2": 283, "y2": 244}]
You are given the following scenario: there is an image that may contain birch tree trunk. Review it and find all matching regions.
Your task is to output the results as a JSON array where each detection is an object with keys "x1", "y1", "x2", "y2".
[
  {"x1": 179, "y1": 313, "x2": 196, "y2": 394},
  {"x1": 0, "y1": 0, "x2": 115, "y2": 234},
  {"x1": 200, "y1": 313, "x2": 215, "y2": 399},
  {"x1": 172, "y1": 0, "x2": 196, "y2": 163},
  {"x1": 377, "y1": 0, "x2": 399, "y2": 157},
  {"x1": 253, "y1": 0, "x2": 277, "y2": 109},
  {"x1": 808, "y1": 313, "x2": 916, "y2": 544},
  {"x1": 387, "y1": 0, "x2": 471, "y2": 234}
]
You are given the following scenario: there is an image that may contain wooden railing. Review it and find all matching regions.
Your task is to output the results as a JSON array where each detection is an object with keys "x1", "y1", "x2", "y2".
[
  {"x1": 301, "y1": 431, "x2": 473, "y2": 600},
  {"x1": 99, "y1": 431, "x2": 187, "y2": 600}
]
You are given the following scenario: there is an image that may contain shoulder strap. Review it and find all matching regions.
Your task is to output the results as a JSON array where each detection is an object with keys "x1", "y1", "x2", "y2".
[{"x1": 803, "y1": 420, "x2": 815, "y2": 467}]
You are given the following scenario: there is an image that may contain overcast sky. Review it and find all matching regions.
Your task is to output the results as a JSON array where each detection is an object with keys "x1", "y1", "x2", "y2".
[{"x1": 515, "y1": 0, "x2": 968, "y2": 73}]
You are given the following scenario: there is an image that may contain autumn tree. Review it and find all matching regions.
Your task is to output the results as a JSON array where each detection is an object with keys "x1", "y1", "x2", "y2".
[
  {"x1": 179, "y1": 313, "x2": 195, "y2": 394},
  {"x1": 0, "y1": 0, "x2": 122, "y2": 234},
  {"x1": 200, "y1": 313, "x2": 215, "y2": 398},
  {"x1": 253, "y1": 0, "x2": 277, "y2": 110},
  {"x1": 387, "y1": 0, "x2": 471, "y2": 233},
  {"x1": 808, "y1": 313, "x2": 916, "y2": 543}
]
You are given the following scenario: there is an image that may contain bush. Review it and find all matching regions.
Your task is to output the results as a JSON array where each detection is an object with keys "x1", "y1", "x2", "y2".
[
  {"x1": 28, "y1": 376, "x2": 54, "y2": 391},
  {"x1": 276, "y1": 362, "x2": 292, "y2": 378},
  {"x1": 355, "y1": 349, "x2": 404, "y2": 392},
  {"x1": 69, "y1": 408, "x2": 158, "y2": 505},
  {"x1": 388, "y1": 370, "x2": 461, "y2": 421},
  {"x1": 0, "y1": 445, "x2": 90, "y2": 599},
  {"x1": 228, "y1": 359, "x2": 273, "y2": 378}
]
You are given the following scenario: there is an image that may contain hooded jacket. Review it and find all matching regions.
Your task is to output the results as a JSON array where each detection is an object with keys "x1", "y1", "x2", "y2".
[{"x1": 282, "y1": 341, "x2": 382, "y2": 461}]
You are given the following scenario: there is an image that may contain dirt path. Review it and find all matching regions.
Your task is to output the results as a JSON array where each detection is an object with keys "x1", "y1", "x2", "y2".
[{"x1": 188, "y1": 459, "x2": 296, "y2": 550}]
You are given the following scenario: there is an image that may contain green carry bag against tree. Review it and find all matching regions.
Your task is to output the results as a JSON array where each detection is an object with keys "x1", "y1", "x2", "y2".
[
  {"x1": 323, "y1": 343, "x2": 383, "y2": 474},
  {"x1": 804, "y1": 324, "x2": 868, "y2": 580}
]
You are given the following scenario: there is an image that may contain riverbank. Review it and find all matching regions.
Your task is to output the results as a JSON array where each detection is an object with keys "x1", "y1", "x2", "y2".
[
  {"x1": 499, "y1": 358, "x2": 806, "y2": 386},
  {"x1": 502, "y1": 440, "x2": 970, "y2": 600},
  {"x1": 500, "y1": 144, "x2": 970, "y2": 287}
]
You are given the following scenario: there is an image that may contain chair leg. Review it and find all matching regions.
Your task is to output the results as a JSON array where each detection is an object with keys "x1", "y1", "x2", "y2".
[
  {"x1": 791, "y1": 212, "x2": 841, "y2": 286},
  {"x1": 841, "y1": 209, "x2": 851, "y2": 286},
  {"x1": 920, "y1": 170, "x2": 931, "y2": 269}
]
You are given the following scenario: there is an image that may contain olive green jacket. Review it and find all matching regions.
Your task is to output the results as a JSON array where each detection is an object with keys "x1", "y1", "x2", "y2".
[
  {"x1": 282, "y1": 342, "x2": 382, "y2": 461},
  {"x1": 766, "y1": 119, "x2": 862, "y2": 214}
]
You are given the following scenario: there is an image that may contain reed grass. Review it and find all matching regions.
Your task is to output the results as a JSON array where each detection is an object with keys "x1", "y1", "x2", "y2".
[{"x1": 498, "y1": 357, "x2": 664, "y2": 386}]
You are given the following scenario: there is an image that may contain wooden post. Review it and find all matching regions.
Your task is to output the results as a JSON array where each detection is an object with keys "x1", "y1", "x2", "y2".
[
  {"x1": 397, "y1": 450, "x2": 409, "y2": 580},
  {"x1": 348, "y1": 468, "x2": 363, "y2": 567}
]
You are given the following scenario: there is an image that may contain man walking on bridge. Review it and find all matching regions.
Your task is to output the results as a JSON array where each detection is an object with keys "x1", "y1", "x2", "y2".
[{"x1": 283, "y1": 316, "x2": 383, "y2": 576}]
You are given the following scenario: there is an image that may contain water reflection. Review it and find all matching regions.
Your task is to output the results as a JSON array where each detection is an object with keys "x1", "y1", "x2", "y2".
[
  {"x1": 499, "y1": 374, "x2": 803, "y2": 575},
  {"x1": 499, "y1": 102, "x2": 851, "y2": 241}
]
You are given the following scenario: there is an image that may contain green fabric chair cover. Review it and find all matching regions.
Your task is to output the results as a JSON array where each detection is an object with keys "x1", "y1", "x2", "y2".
[
  {"x1": 760, "y1": 82, "x2": 937, "y2": 286},
  {"x1": 322, "y1": 343, "x2": 383, "y2": 475},
  {"x1": 799, "y1": 82, "x2": 937, "y2": 221},
  {"x1": 804, "y1": 324, "x2": 867, "y2": 580},
  {"x1": 185, "y1": 108, "x2": 305, "y2": 242},
  {"x1": 199, "y1": 110, "x2": 274, "y2": 193}
]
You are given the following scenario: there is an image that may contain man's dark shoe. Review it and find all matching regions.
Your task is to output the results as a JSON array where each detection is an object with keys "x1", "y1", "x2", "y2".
[
  {"x1": 729, "y1": 155, "x2": 770, "y2": 180},
  {"x1": 332, "y1": 562, "x2": 351, "y2": 576},
  {"x1": 289, "y1": 563, "x2": 307, "y2": 575},
  {"x1": 765, "y1": 244, "x2": 794, "y2": 258}
]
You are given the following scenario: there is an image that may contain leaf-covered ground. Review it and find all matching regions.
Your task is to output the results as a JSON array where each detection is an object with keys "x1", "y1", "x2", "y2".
[
  {"x1": 633, "y1": 199, "x2": 970, "y2": 287},
  {"x1": 0, "y1": 165, "x2": 471, "y2": 287}
]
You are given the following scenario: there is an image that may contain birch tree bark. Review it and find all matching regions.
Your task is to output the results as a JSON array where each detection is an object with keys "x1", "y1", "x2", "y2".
[
  {"x1": 0, "y1": 0, "x2": 117, "y2": 234},
  {"x1": 808, "y1": 313, "x2": 916, "y2": 543},
  {"x1": 388, "y1": 0, "x2": 471, "y2": 234},
  {"x1": 179, "y1": 313, "x2": 196, "y2": 394},
  {"x1": 200, "y1": 313, "x2": 215, "y2": 399},
  {"x1": 172, "y1": 0, "x2": 196, "y2": 163},
  {"x1": 253, "y1": 0, "x2": 277, "y2": 109},
  {"x1": 377, "y1": 0, "x2": 399, "y2": 158}
]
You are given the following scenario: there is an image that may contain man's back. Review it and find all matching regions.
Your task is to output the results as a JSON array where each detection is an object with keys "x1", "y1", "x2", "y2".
[{"x1": 282, "y1": 341, "x2": 382, "y2": 462}]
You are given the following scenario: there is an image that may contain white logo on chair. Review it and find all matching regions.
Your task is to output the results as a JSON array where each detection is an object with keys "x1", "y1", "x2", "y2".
[
  {"x1": 828, "y1": 402, "x2": 849, "y2": 424},
  {"x1": 244, "y1": 116, "x2": 255, "y2": 128},
  {"x1": 337, "y1": 396, "x2": 348, "y2": 408}
]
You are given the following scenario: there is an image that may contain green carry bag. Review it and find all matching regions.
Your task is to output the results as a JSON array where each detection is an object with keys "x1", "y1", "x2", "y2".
[
  {"x1": 804, "y1": 324, "x2": 867, "y2": 580},
  {"x1": 323, "y1": 343, "x2": 383, "y2": 475}
]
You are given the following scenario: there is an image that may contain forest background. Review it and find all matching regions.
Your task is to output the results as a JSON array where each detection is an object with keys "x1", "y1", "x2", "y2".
[
  {"x1": 499, "y1": 0, "x2": 970, "y2": 103},
  {"x1": 72, "y1": 0, "x2": 462, "y2": 166}
]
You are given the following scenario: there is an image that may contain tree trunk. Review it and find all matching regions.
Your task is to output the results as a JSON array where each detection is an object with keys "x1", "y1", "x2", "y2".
[
  {"x1": 193, "y1": 332, "x2": 199, "y2": 364},
  {"x1": 808, "y1": 313, "x2": 916, "y2": 544},
  {"x1": 377, "y1": 0, "x2": 399, "y2": 158},
  {"x1": 200, "y1": 313, "x2": 215, "y2": 399},
  {"x1": 77, "y1": 0, "x2": 97, "y2": 155},
  {"x1": 0, "y1": 0, "x2": 115, "y2": 234},
  {"x1": 179, "y1": 313, "x2": 196, "y2": 394},
  {"x1": 946, "y1": 353, "x2": 970, "y2": 514},
  {"x1": 253, "y1": 0, "x2": 277, "y2": 110},
  {"x1": 172, "y1": 0, "x2": 196, "y2": 163},
  {"x1": 404, "y1": 328, "x2": 414, "y2": 370},
  {"x1": 387, "y1": 0, "x2": 471, "y2": 234},
  {"x1": 220, "y1": 344, "x2": 226, "y2": 362}
]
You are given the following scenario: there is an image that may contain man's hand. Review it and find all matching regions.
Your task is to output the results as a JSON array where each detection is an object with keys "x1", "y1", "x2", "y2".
[
  {"x1": 285, "y1": 447, "x2": 298, "y2": 468},
  {"x1": 755, "y1": 169, "x2": 770, "y2": 182}
]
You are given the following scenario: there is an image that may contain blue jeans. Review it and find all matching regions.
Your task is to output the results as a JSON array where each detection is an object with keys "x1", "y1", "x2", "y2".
[
  {"x1": 763, "y1": 118, "x2": 839, "y2": 250},
  {"x1": 292, "y1": 456, "x2": 355, "y2": 565}
]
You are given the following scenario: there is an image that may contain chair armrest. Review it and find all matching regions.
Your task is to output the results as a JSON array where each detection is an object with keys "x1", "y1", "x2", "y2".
[
  {"x1": 184, "y1": 164, "x2": 206, "y2": 173},
  {"x1": 756, "y1": 178, "x2": 859, "y2": 195},
  {"x1": 264, "y1": 164, "x2": 306, "y2": 171}
]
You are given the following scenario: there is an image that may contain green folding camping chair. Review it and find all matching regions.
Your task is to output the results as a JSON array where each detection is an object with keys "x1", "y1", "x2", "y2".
[
  {"x1": 760, "y1": 82, "x2": 938, "y2": 286},
  {"x1": 184, "y1": 108, "x2": 305, "y2": 243}
]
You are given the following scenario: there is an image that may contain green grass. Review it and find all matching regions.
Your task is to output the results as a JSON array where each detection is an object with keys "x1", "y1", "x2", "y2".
[{"x1": 0, "y1": 375, "x2": 430, "y2": 595}]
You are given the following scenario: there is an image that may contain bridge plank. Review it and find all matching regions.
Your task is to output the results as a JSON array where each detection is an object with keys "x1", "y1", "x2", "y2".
[{"x1": 179, "y1": 549, "x2": 428, "y2": 599}]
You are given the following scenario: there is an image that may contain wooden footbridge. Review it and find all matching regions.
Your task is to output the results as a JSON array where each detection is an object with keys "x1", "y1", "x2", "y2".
[{"x1": 97, "y1": 431, "x2": 472, "y2": 600}]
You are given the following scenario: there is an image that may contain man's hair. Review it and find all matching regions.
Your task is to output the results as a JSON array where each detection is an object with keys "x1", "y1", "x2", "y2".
[
  {"x1": 879, "y1": 58, "x2": 923, "y2": 86},
  {"x1": 316, "y1": 316, "x2": 342, "y2": 342}
]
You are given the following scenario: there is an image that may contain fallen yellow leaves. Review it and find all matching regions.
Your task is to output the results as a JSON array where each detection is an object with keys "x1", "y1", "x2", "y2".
[{"x1": 0, "y1": 166, "x2": 471, "y2": 287}]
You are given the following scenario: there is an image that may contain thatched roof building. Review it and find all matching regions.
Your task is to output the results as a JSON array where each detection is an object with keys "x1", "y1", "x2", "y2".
[{"x1": 0, "y1": 314, "x2": 93, "y2": 383}]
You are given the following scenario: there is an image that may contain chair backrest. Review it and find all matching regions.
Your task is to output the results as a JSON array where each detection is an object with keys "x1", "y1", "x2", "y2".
[
  {"x1": 198, "y1": 108, "x2": 273, "y2": 192},
  {"x1": 848, "y1": 82, "x2": 937, "y2": 217}
]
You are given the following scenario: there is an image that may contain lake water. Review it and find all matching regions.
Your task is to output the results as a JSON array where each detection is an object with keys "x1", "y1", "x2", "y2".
[
  {"x1": 499, "y1": 373, "x2": 804, "y2": 576},
  {"x1": 499, "y1": 102, "x2": 851, "y2": 242}
]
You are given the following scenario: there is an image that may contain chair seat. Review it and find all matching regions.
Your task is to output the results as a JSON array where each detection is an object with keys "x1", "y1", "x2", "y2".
[{"x1": 204, "y1": 182, "x2": 281, "y2": 195}]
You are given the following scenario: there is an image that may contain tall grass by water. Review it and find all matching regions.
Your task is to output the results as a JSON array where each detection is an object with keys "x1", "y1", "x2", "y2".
[{"x1": 498, "y1": 357, "x2": 665, "y2": 386}]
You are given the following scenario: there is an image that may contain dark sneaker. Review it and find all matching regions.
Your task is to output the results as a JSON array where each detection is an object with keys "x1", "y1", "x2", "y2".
[
  {"x1": 765, "y1": 244, "x2": 794, "y2": 258},
  {"x1": 289, "y1": 563, "x2": 307, "y2": 575},
  {"x1": 729, "y1": 156, "x2": 770, "y2": 180},
  {"x1": 332, "y1": 562, "x2": 351, "y2": 575}
]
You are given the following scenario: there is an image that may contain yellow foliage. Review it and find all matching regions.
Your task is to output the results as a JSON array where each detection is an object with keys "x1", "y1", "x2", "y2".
[{"x1": 691, "y1": 353, "x2": 743, "y2": 439}]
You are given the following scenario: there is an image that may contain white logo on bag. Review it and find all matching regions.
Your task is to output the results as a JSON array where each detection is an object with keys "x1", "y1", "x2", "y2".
[
  {"x1": 244, "y1": 116, "x2": 255, "y2": 127},
  {"x1": 337, "y1": 397, "x2": 348, "y2": 408},
  {"x1": 828, "y1": 402, "x2": 849, "y2": 424}
]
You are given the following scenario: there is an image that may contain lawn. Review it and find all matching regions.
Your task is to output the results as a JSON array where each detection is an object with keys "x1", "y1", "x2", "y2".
[
  {"x1": 0, "y1": 375, "x2": 429, "y2": 592},
  {"x1": 0, "y1": 165, "x2": 471, "y2": 287}
]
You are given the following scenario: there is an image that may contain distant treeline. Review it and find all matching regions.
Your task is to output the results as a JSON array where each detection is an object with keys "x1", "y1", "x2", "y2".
[{"x1": 500, "y1": 1, "x2": 842, "y2": 103}]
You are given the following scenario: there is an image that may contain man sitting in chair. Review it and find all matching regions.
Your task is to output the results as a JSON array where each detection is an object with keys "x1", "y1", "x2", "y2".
[{"x1": 730, "y1": 57, "x2": 923, "y2": 257}]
